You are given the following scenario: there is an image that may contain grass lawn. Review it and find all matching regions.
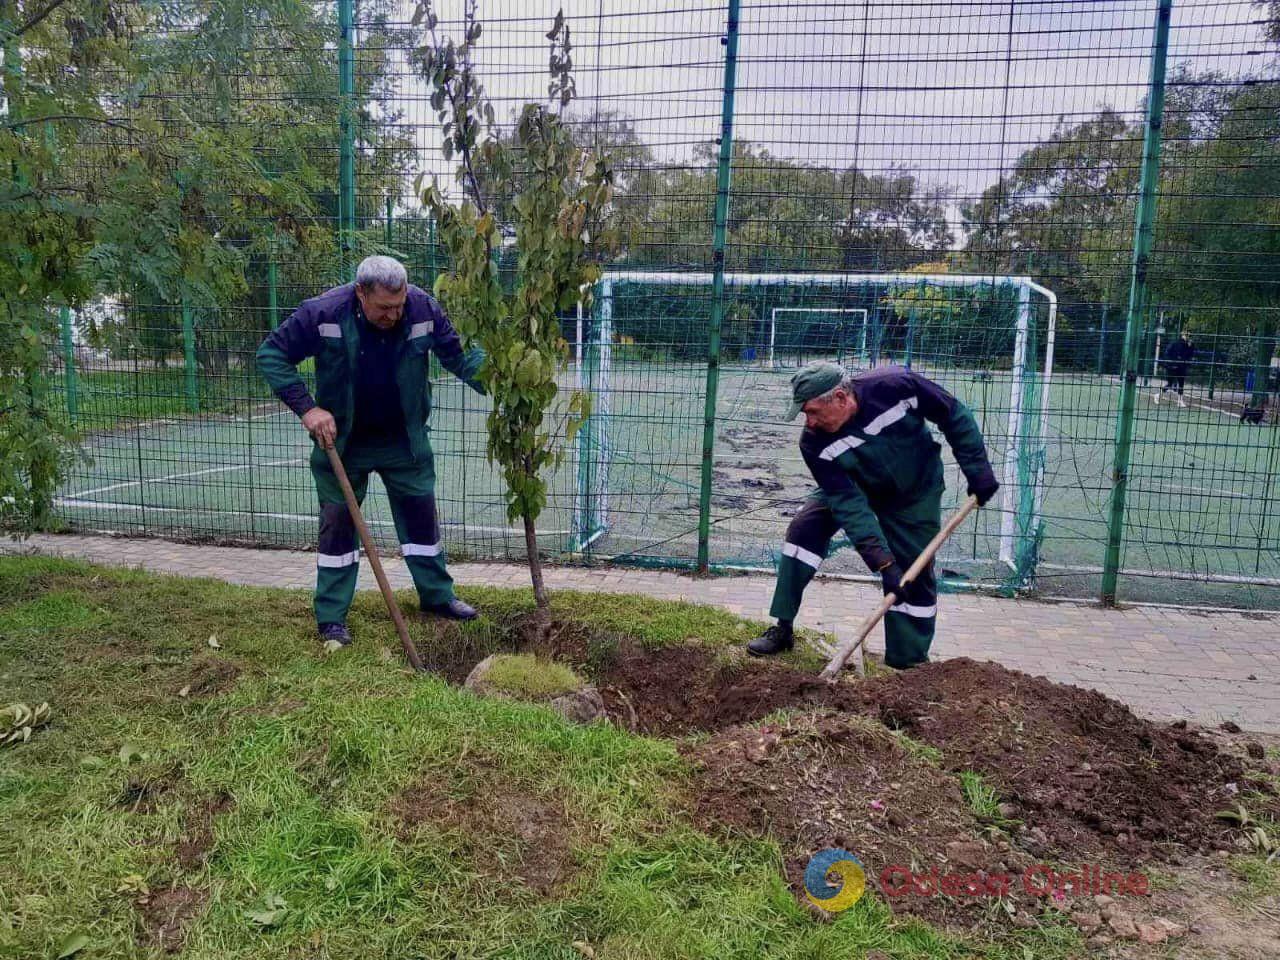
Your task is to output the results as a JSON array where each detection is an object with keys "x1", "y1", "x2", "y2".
[{"x1": 0, "y1": 555, "x2": 1110, "y2": 959}]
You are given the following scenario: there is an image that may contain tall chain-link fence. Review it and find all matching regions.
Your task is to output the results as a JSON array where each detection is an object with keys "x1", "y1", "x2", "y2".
[{"x1": 30, "y1": 0, "x2": 1280, "y2": 608}]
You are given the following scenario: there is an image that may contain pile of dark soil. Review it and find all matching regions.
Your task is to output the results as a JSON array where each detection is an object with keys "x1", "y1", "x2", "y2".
[
  {"x1": 461, "y1": 615, "x2": 1273, "y2": 873},
  {"x1": 848, "y1": 658, "x2": 1270, "y2": 861},
  {"x1": 685, "y1": 712, "x2": 1037, "y2": 926}
]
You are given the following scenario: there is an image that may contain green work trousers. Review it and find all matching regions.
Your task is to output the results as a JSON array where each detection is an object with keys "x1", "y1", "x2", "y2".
[
  {"x1": 310, "y1": 441, "x2": 455, "y2": 626},
  {"x1": 770, "y1": 485, "x2": 942, "y2": 668}
]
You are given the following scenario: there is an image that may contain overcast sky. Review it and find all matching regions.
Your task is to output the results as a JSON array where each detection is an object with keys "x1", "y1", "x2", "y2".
[{"x1": 361, "y1": 0, "x2": 1273, "y2": 208}]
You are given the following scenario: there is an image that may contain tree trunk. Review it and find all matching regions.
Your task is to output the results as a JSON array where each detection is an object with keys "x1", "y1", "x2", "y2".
[{"x1": 523, "y1": 510, "x2": 549, "y2": 608}]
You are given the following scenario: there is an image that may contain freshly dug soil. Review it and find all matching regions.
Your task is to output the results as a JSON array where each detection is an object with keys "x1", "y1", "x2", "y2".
[
  {"x1": 686, "y1": 712, "x2": 1038, "y2": 926},
  {"x1": 465, "y1": 615, "x2": 1274, "y2": 868},
  {"x1": 847, "y1": 658, "x2": 1266, "y2": 862},
  {"x1": 596, "y1": 644, "x2": 861, "y2": 736}
]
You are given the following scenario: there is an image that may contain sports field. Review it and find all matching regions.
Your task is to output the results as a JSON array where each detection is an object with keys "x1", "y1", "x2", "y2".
[{"x1": 53, "y1": 358, "x2": 1280, "y2": 606}]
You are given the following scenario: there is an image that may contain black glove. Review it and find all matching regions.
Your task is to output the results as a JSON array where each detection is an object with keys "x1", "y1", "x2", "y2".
[
  {"x1": 879, "y1": 562, "x2": 904, "y2": 599},
  {"x1": 969, "y1": 474, "x2": 1000, "y2": 507}
]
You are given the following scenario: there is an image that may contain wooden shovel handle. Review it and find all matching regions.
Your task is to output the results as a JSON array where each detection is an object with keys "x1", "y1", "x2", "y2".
[
  {"x1": 325, "y1": 446, "x2": 427, "y2": 673},
  {"x1": 819, "y1": 495, "x2": 980, "y2": 682}
]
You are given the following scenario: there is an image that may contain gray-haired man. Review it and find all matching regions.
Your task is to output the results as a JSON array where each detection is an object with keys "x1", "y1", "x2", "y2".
[
  {"x1": 257, "y1": 255, "x2": 486, "y2": 647},
  {"x1": 748, "y1": 361, "x2": 999, "y2": 668}
]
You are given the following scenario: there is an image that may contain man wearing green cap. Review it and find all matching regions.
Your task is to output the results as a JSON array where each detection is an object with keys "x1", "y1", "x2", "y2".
[{"x1": 747, "y1": 361, "x2": 999, "y2": 668}]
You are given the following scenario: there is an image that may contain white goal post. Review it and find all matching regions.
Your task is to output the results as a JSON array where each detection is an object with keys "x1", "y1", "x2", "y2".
[
  {"x1": 577, "y1": 271, "x2": 1058, "y2": 576},
  {"x1": 766, "y1": 307, "x2": 869, "y2": 370}
]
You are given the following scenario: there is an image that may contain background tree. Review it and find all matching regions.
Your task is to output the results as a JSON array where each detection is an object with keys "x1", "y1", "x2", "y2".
[
  {"x1": 1, "y1": 0, "x2": 137, "y2": 530},
  {"x1": 637, "y1": 141, "x2": 949, "y2": 271}
]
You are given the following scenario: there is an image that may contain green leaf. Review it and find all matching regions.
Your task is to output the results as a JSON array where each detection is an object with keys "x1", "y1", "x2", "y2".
[
  {"x1": 56, "y1": 932, "x2": 91, "y2": 958},
  {"x1": 246, "y1": 893, "x2": 288, "y2": 927},
  {"x1": 118, "y1": 742, "x2": 144, "y2": 764}
]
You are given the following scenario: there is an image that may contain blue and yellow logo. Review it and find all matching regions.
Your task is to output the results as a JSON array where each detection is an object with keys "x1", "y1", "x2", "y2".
[{"x1": 803, "y1": 848, "x2": 865, "y2": 912}]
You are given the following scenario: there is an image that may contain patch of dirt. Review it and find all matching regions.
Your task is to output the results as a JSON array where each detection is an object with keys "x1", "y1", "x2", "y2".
[
  {"x1": 174, "y1": 791, "x2": 234, "y2": 870},
  {"x1": 135, "y1": 885, "x2": 207, "y2": 954},
  {"x1": 178, "y1": 655, "x2": 241, "y2": 698},
  {"x1": 847, "y1": 658, "x2": 1273, "y2": 864},
  {"x1": 1117, "y1": 855, "x2": 1280, "y2": 959},
  {"x1": 713, "y1": 465, "x2": 784, "y2": 492},
  {"x1": 595, "y1": 644, "x2": 859, "y2": 736},
  {"x1": 391, "y1": 762, "x2": 577, "y2": 895},
  {"x1": 686, "y1": 712, "x2": 1039, "y2": 926},
  {"x1": 117, "y1": 766, "x2": 180, "y2": 814},
  {"x1": 439, "y1": 616, "x2": 1276, "y2": 886}
]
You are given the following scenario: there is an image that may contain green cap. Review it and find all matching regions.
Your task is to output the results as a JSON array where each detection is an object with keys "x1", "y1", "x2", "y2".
[{"x1": 786, "y1": 360, "x2": 846, "y2": 420}]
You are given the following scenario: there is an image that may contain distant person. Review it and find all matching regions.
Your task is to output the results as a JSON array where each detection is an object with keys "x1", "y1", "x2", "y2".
[
  {"x1": 1154, "y1": 331, "x2": 1194, "y2": 407},
  {"x1": 256, "y1": 255, "x2": 486, "y2": 649},
  {"x1": 747, "y1": 361, "x2": 999, "y2": 669}
]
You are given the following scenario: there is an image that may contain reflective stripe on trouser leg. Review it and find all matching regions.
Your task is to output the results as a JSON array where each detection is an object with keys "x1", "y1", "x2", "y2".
[
  {"x1": 879, "y1": 486, "x2": 942, "y2": 669},
  {"x1": 315, "y1": 501, "x2": 361, "y2": 626},
  {"x1": 769, "y1": 495, "x2": 839, "y2": 622},
  {"x1": 389, "y1": 492, "x2": 454, "y2": 606},
  {"x1": 311, "y1": 451, "x2": 371, "y2": 627}
]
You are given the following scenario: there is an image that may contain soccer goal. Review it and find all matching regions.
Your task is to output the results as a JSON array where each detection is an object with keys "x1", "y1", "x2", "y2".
[
  {"x1": 571, "y1": 271, "x2": 1058, "y2": 585},
  {"x1": 765, "y1": 307, "x2": 869, "y2": 370}
]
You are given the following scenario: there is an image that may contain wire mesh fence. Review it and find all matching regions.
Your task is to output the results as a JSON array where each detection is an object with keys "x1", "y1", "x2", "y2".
[{"x1": 27, "y1": 0, "x2": 1280, "y2": 608}]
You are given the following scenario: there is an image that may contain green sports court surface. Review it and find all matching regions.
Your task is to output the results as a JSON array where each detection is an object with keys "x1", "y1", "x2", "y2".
[{"x1": 53, "y1": 360, "x2": 1280, "y2": 607}]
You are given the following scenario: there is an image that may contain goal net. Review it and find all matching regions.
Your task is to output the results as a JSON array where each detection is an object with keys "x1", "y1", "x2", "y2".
[{"x1": 570, "y1": 271, "x2": 1057, "y2": 588}]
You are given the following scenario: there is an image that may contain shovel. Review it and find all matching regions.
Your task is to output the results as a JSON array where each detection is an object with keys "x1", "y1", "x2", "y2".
[
  {"x1": 325, "y1": 446, "x2": 428, "y2": 673},
  {"x1": 819, "y1": 494, "x2": 979, "y2": 682}
]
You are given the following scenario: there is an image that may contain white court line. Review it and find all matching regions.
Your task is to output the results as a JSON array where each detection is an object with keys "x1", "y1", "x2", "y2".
[
  {"x1": 67, "y1": 458, "x2": 307, "y2": 499},
  {"x1": 1144, "y1": 481, "x2": 1256, "y2": 499},
  {"x1": 54, "y1": 498, "x2": 574, "y2": 536}
]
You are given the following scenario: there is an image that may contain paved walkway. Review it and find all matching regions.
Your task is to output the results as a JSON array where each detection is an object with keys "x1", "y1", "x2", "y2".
[{"x1": 5, "y1": 534, "x2": 1278, "y2": 733}]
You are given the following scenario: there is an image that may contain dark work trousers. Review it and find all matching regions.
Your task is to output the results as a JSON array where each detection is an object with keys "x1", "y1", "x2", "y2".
[
  {"x1": 310, "y1": 441, "x2": 454, "y2": 626},
  {"x1": 769, "y1": 487, "x2": 942, "y2": 668}
]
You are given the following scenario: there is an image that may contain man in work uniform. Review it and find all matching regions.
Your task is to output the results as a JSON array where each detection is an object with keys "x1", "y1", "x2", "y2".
[
  {"x1": 748, "y1": 361, "x2": 1000, "y2": 668},
  {"x1": 257, "y1": 255, "x2": 485, "y2": 647}
]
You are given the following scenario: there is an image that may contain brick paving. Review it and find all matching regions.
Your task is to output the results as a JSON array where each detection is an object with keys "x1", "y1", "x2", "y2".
[{"x1": 5, "y1": 533, "x2": 1277, "y2": 732}]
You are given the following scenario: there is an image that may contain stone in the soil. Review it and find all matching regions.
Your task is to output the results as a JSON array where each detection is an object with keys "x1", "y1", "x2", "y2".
[
  {"x1": 1071, "y1": 910, "x2": 1103, "y2": 934},
  {"x1": 1106, "y1": 909, "x2": 1139, "y2": 939},
  {"x1": 944, "y1": 839, "x2": 990, "y2": 869},
  {"x1": 465, "y1": 654, "x2": 604, "y2": 724},
  {"x1": 1137, "y1": 918, "x2": 1185, "y2": 944},
  {"x1": 1245, "y1": 740, "x2": 1265, "y2": 759}
]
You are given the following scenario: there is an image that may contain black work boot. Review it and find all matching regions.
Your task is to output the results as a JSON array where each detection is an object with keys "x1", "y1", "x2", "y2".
[{"x1": 747, "y1": 623, "x2": 794, "y2": 657}]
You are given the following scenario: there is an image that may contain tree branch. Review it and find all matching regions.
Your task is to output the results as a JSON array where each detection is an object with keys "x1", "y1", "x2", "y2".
[
  {"x1": 4, "y1": 114, "x2": 138, "y2": 133},
  {"x1": 424, "y1": 1, "x2": 488, "y2": 217},
  {"x1": 6, "y1": 0, "x2": 71, "y2": 38}
]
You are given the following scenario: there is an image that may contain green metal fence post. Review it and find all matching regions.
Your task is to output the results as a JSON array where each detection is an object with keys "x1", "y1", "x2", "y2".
[
  {"x1": 59, "y1": 306, "x2": 78, "y2": 422},
  {"x1": 338, "y1": 0, "x2": 356, "y2": 278},
  {"x1": 1097, "y1": 303, "x2": 1109, "y2": 375},
  {"x1": 1102, "y1": 0, "x2": 1172, "y2": 605},
  {"x1": 385, "y1": 194, "x2": 393, "y2": 247},
  {"x1": 1208, "y1": 310, "x2": 1222, "y2": 399},
  {"x1": 182, "y1": 300, "x2": 198, "y2": 413},
  {"x1": 267, "y1": 249, "x2": 280, "y2": 328},
  {"x1": 696, "y1": 0, "x2": 741, "y2": 573}
]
